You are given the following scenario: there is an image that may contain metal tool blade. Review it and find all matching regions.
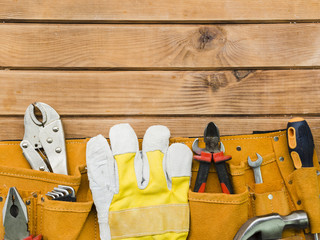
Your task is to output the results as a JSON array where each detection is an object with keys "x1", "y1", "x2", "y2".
[
  {"x1": 192, "y1": 138, "x2": 204, "y2": 155},
  {"x1": 204, "y1": 122, "x2": 220, "y2": 153},
  {"x1": 3, "y1": 187, "x2": 29, "y2": 240}
]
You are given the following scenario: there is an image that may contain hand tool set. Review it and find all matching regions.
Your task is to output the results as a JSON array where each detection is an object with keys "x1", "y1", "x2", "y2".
[
  {"x1": 232, "y1": 117, "x2": 319, "y2": 240},
  {"x1": 46, "y1": 185, "x2": 76, "y2": 202},
  {"x1": 0, "y1": 102, "x2": 319, "y2": 240},
  {"x1": 2, "y1": 102, "x2": 68, "y2": 239}
]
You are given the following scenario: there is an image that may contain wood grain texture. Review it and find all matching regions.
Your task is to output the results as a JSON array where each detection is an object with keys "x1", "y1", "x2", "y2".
[
  {"x1": 2, "y1": 116, "x2": 320, "y2": 149},
  {"x1": 1, "y1": 70, "x2": 320, "y2": 115},
  {"x1": 0, "y1": 0, "x2": 320, "y2": 22},
  {"x1": 1, "y1": 23, "x2": 320, "y2": 68}
]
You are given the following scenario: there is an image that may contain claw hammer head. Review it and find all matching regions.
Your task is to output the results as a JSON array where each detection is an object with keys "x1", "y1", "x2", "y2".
[{"x1": 234, "y1": 211, "x2": 309, "y2": 240}]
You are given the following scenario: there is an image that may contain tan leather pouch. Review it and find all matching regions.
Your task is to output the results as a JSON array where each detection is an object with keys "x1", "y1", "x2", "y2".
[
  {"x1": 1, "y1": 130, "x2": 319, "y2": 240},
  {"x1": 0, "y1": 139, "x2": 99, "y2": 240},
  {"x1": 183, "y1": 130, "x2": 320, "y2": 240}
]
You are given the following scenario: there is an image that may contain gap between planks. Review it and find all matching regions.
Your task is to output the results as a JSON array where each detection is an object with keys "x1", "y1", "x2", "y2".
[
  {"x1": 2, "y1": 20, "x2": 320, "y2": 24},
  {"x1": 1, "y1": 0, "x2": 320, "y2": 22},
  {"x1": 3, "y1": 66, "x2": 320, "y2": 71}
]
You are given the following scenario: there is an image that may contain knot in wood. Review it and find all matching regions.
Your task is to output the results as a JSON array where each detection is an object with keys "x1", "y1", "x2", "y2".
[
  {"x1": 193, "y1": 26, "x2": 226, "y2": 51},
  {"x1": 199, "y1": 28, "x2": 216, "y2": 49},
  {"x1": 232, "y1": 70, "x2": 255, "y2": 81},
  {"x1": 206, "y1": 73, "x2": 228, "y2": 92}
]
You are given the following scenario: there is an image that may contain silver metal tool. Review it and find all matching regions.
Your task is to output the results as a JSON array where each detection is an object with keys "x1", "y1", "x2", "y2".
[
  {"x1": 46, "y1": 185, "x2": 76, "y2": 201},
  {"x1": 20, "y1": 102, "x2": 68, "y2": 175},
  {"x1": 192, "y1": 138, "x2": 226, "y2": 155},
  {"x1": 248, "y1": 153, "x2": 263, "y2": 184},
  {"x1": 3, "y1": 187, "x2": 29, "y2": 240},
  {"x1": 234, "y1": 210, "x2": 309, "y2": 240}
]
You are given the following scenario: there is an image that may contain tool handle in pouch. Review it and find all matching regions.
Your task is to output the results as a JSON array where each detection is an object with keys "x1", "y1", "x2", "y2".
[
  {"x1": 193, "y1": 162, "x2": 211, "y2": 192},
  {"x1": 214, "y1": 161, "x2": 234, "y2": 194},
  {"x1": 213, "y1": 152, "x2": 234, "y2": 194},
  {"x1": 287, "y1": 117, "x2": 314, "y2": 168}
]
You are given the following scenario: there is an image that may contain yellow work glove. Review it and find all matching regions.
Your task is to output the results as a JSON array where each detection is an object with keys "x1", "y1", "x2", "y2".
[{"x1": 86, "y1": 124, "x2": 193, "y2": 240}]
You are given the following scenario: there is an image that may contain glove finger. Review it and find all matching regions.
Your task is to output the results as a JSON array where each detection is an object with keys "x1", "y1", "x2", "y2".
[
  {"x1": 109, "y1": 123, "x2": 142, "y2": 190},
  {"x1": 109, "y1": 123, "x2": 139, "y2": 156},
  {"x1": 164, "y1": 143, "x2": 193, "y2": 191},
  {"x1": 86, "y1": 134, "x2": 118, "y2": 193},
  {"x1": 142, "y1": 125, "x2": 170, "y2": 190},
  {"x1": 86, "y1": 134, "x2": 117, "y2": 240}
]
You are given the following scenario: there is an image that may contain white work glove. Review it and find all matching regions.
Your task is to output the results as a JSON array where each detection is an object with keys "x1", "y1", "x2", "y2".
[{"x1": 86, "y1": 124, "x2": 193, "y2": 240}]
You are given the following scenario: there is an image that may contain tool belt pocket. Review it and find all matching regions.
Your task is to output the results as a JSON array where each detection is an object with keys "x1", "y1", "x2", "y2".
[
  {"x1": 36, "y1": 195, "x2": 93, "y2": 240},
  {"x1": 244, "y1": 152, "x2": 294, "y2": 217},
  {"x1": 252, "y1": 180, "x2": 292, "y2": 216},
  {"x1": 286, "y1": 167, "x2": 320, "y2": 234},
  {"x1": 0, "y1": 185, "x2": 38, "y2": 238},
  {"x1": 188, "y1": 189, "x2": 249, "y2": 240},
  {"x1": 0, "y1": 164, "x2": 94, "y2": 240}
]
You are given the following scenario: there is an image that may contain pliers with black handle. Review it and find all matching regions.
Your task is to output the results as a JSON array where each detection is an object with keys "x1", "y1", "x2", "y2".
[{"x1": 192, "y1": 122, "x2": 234, "y2": 194}]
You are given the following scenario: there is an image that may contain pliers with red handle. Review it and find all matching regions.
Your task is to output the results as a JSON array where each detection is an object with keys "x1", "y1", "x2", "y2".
[
  {"x1": 192, "y1": 122, "x2": 234, "y2": 194},
  {"x1": 2, "y1": 187, "x2": 42, "y2": 240}
]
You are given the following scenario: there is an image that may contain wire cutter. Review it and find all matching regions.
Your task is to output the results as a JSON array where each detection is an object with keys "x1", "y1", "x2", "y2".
[
  {"x1": 20, "y1": 102, "x2": 68, "y2": 175},
  {"x1": 2, "y1": 187, "x2": 42, "y2": 240},
  {"x1": 192, "y1": 122, "x2": 234, "y2": 194}
]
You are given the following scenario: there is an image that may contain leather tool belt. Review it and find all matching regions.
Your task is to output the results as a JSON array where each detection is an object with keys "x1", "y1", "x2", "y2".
[{"x1": 0, "y1": 130, "x2": 319, "y2": 239}]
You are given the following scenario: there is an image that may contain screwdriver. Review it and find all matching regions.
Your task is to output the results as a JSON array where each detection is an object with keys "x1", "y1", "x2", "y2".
[
  {"x1": 287, "y1": 117, "x2": 319, "y2": 240},
  {"x1": 287, "y1": 117, "x2": 314, "y2": 169}
]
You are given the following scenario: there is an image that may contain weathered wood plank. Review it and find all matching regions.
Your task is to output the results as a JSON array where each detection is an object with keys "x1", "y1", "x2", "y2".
[
  {"x1": 1, "y1": 23, "x2": 320, "y2": 68},
  {"x1": 1, "y1": 70, "x2": 320, "y2": 115},
  {"x1": 2, "y1": 116, "x2": 320, "y2": 150},
  {"x1": 0, "y1": 0, "x2": 320, "y2": 22}
]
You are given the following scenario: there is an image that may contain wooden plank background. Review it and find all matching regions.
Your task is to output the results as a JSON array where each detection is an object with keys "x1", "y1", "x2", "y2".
[
  {"x1": 1, "y1": 24, "x2": 320, "y2": 68},
  {"x1": 0, "y1": 1, "x2": 320, "y2": 150},
  {"x1": 1, "y1": 0, "x2": 320, "y2": 22}
]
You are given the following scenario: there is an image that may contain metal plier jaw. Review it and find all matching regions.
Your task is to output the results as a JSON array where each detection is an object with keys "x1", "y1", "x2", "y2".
[
  {"x1": 20, "y1": 102, "x2": 68, "y2": 175},
  {"x1": 3, "y1": 187, "x2": 29, "y2": 240},
  {"x1": 192, "y1": 138, "x2": 225, "y2": 154},
  {"x1": 3, "y1": 187, "x2": 42, "y2": 240},
  {"x1": 192, "y1": 138, "x2": 228, "y2": 162}
]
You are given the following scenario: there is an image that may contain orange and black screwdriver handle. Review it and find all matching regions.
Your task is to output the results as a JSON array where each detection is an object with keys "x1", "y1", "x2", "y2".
[{"x1": 287, "y1": 117, "x2": 314, "y2": 168}]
